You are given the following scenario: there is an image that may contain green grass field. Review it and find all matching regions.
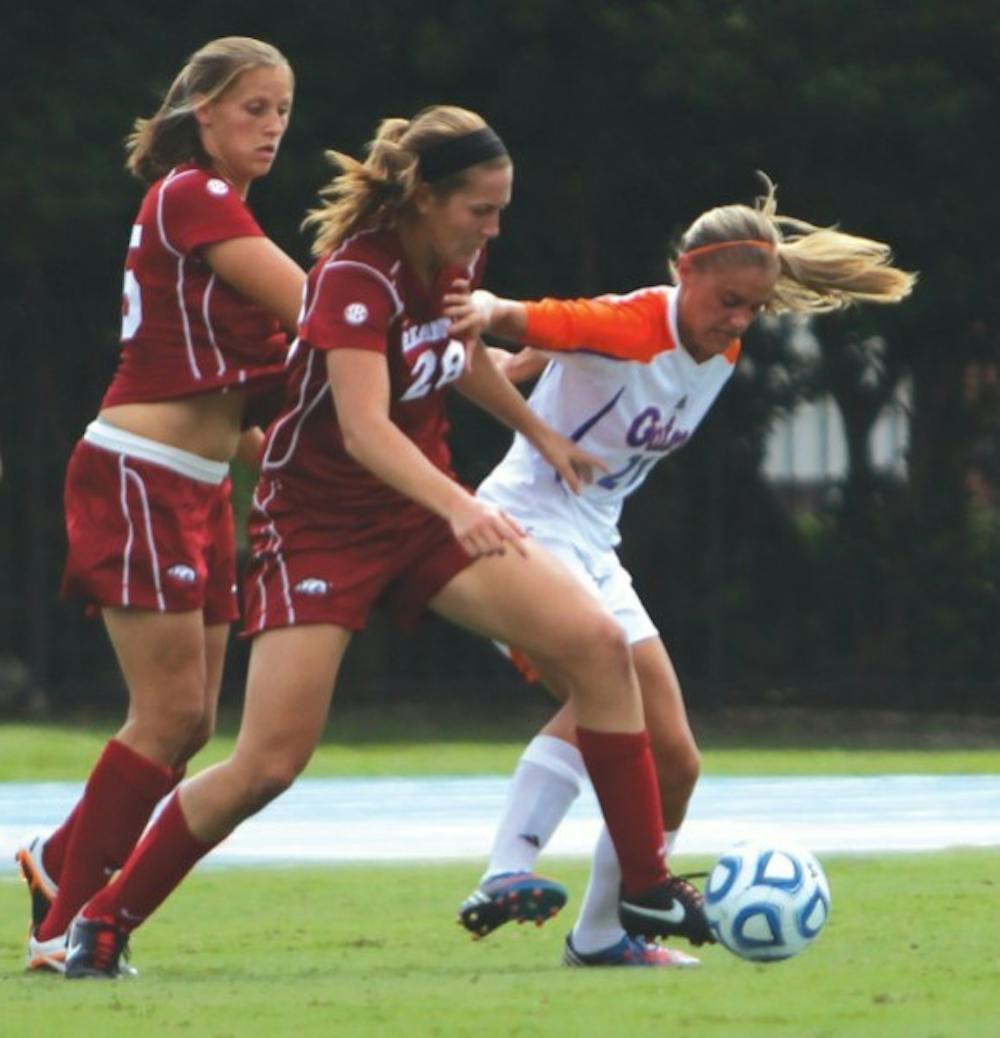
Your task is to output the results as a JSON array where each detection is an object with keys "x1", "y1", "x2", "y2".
[
  {"x1": 3, "y1": 708, "x2": 1000, "y2": 780},
  {"x1": 1, "y1": 715, "x2": 998, "y2": 1036},
  {"x1": 1, "y1": 855, "x2": 997, "y2": 1037}
]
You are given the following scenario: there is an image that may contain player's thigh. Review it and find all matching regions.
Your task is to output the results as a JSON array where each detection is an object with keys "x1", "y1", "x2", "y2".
[
  {"x1": 232, "y1": 623, "x2": 352, "y2": 773},
  {"x1": 524, "y1": 543, "x2": 647, "y2": 719},
  {"x1": 428, "y1": 540, "x2": 620, "y2": 666},
  {"x1": 203, "y1": 622, "x2": 230, "y2": 702},
  {"x1": 493, "y1": 535, "x2": 598, "y2": 703},
  {"x1": 103, "y1": 607, "x2": 210, "y2": 711},
  {"x1": 198, "y1": 621, "x2": 230, "y2": 729}
]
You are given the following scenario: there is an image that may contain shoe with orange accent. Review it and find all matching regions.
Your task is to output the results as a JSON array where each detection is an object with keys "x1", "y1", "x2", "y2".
[
  {"x1": 64, "y1": 916, "x2": 134, "y2": 980},
  {"x1": 26, "y1": 929, "x2": 68, "y2": 974},
  {"x1": 458, "y1": 871, "x2": 567, "y2": 938},
  {"x1": 15, "y1": 835, "x2": 58, "y2": 932},
  {"x1": 563, "y1": 932, "x2": 700, "y2": 967}
]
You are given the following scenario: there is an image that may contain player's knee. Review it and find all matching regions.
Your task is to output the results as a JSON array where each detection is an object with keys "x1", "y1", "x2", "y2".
[
  {"x1": 239, "y1": 754, "x2": 305, "y2": 813},
  {"x1": 165, "y1": 698, "x2": 212, "y2": 746},
  {"x1": 176, "y1": 709, "x2": 217, "y2": 763},
  {"x1": 566, "y1": 610, "x2": 632, "y2": 681},
  {"x1": 128, "y1": 696, "x2": 208, "y2": 757}
]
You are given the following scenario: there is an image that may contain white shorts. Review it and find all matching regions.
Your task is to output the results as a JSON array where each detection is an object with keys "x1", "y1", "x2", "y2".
[{"x1": 529, "y1": 526, "x2": 658, "y2": 645}]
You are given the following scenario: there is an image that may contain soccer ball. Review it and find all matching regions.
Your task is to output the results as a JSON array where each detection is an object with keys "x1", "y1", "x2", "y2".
[{"x1": 704, "y1": 839, "x2": 831, "y2": 962}]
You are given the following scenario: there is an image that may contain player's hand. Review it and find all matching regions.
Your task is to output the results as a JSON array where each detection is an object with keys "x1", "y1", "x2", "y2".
[
  {"x1": 443, "y1": 280, "x2": 493, "y2": 347},
  {"x1": 448, "y1": 495, "x2": 528, "y2": 559},
  {"x1": 531, "y1": 426, "x2": 607, "y2": 494}
]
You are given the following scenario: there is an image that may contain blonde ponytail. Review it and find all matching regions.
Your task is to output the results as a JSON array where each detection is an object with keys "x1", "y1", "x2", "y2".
[
  {"x1": 304, "y1": 119, "x2": 420, "y2": 257},
  {"x1": 676, "y1": 174, "x2": 917, "y2": 314}
]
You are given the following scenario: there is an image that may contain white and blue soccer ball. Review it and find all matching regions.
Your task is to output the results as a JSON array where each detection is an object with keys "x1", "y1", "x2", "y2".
[{"x1": 705, "y1": 839, "x2": 831, "y2": 962}]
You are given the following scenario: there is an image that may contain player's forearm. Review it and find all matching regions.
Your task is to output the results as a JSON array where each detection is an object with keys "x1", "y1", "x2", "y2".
[
  {"x1": 456, "y1": 342, "x2": 547, "y2": 440},
  {"x1": 340, "y1": 412, "x2": 471, "y2": 519},
  {"x1": 203, "y1": 237, "x2": 306, "y2": 335}
]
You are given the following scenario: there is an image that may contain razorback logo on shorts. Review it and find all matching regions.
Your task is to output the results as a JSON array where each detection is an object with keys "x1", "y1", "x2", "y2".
[
  {"x1": 294, "y1": 578, "x2": 329, "y2": 596},
  {"x1": 166, "y1": 564, "x2": 198, "y2": 584}
]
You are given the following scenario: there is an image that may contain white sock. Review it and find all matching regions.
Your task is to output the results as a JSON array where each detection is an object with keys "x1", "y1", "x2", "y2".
[
  {"x1": 483, "y1": 735, "x2": 586, "y2": 880},
  {"x1": 665, "y1": 828, "x2": 679, "y2": 860},
  {"x1": 571, "y1": 825, "x2": 625, "y2": 954},
  {"x1": 571, "y1": 825, "x2": 678, "y2": 954}
]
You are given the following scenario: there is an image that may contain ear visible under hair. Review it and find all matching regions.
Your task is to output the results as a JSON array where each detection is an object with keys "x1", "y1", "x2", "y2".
[
  {"x1": 410, "y1": 181, "x2": 433, "y2": 214},
  {"x1": 191, "y1": 96, "x2": 212, "y2": 126}
]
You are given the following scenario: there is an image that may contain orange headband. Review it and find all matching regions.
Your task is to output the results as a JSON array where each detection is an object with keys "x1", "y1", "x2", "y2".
[{"x1": 682, "y1": 239, "x2": 777, "y2": 261}]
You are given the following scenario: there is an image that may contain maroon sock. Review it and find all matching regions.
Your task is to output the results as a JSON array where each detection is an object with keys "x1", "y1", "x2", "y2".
[
  {"x1": 82, "y1": 792, "x2": 214, "y2": 932},
  {"x1": 41, "y1": 802, "x2": 82, "y2": 884},
  {"x1": 36, "y1": 740, "x2": 174, "y2": 940},
  {"x1": 42, "y1": 766, "x2": 185, "y2": 886},
  {"x1": 576, "y1": 726, "x2": 668, "y2": 896}
]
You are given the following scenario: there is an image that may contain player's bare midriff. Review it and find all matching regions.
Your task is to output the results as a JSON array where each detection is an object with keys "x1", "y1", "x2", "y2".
[{"x1": 99, "y1": 390, "x2": 248, "y2": 463}]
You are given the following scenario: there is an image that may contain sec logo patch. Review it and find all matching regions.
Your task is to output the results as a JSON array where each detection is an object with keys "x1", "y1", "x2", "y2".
[
  {"x1": 344, "y1": 302, "x2": 369, "y2": 325},
  {"x1": 206, "y1": 178, "x2": 230, "y2": 196}
]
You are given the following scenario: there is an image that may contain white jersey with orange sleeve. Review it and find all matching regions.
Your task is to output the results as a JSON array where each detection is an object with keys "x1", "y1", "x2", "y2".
[{"x1": 477, "y1": 284, "x2": 740, "y2": 555}]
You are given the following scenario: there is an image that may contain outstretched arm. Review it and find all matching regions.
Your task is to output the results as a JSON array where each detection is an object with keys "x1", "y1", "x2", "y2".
[
  {"x1": 326, "y1": 349, "x2": 527, "y2": 558},
  {"x1": 455, "y1": 288, "x2": 671, "y2": 364},
  {"x1": 455, "y1": 341, "x2": 605, "y2": 493},
  {"x1": 443, "y1": 278, "x2": 546, "y2": 384}
]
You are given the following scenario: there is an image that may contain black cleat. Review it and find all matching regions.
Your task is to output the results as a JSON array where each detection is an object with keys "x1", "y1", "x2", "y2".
[
  {"x1": 458, "y1": 871, "x2": 568, "y2": 938},
  {"x1": 64, "y1": 916, "x2": 132, "y2": 980},
  {"x1": 619, "y1": 873, "x2": 716, "y2": 946}
]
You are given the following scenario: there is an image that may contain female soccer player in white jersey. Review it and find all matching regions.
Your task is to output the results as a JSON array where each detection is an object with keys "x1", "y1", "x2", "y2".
[
  {"x1": 61, "y1": 105, "x2": 720, "y2": 978},
  {"x1": 455, "y1": 176, "x2": 916, "y2": 967},
  {"x1": 16, "y1": 37, "x2": 305, "y2": 973}
]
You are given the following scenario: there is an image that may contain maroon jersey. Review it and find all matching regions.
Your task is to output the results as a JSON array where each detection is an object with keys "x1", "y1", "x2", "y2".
[
  {"x1": 261, "y1": 228, "x2": 484, "y2": 519},
  {"x1": 102, "y1": 164, "x2": 289, "y2": 408}
]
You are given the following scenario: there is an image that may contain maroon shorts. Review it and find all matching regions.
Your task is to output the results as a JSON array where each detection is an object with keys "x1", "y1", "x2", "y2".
[
  {"x1": 60, "y1": 426, "x2": 238, "y2": 623},
  {"x1": 242, "y1": 476, "x2": 474, "y2": 635}
]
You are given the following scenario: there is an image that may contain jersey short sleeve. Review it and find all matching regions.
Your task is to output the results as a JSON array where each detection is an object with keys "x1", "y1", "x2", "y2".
[
  {"x1": 299, "y1": 262, "x2": 399, "y2": 354},
  {"x1": 160, "y1": 172, "x2": 264, "y2": 254},
  {"x1": 522, "y1": 289, "x2": 673, "y2": 363}
]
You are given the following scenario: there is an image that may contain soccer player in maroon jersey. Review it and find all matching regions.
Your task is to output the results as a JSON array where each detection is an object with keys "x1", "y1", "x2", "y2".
[
  {"x1": 61, "y1": 104, "x2": 713, "y2": 978},
  {"x1": 16, "y1": 37, "x2": 305, "y2": 973}
]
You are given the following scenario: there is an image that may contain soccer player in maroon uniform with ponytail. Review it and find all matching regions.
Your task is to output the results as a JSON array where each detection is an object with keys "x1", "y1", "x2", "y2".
[
  {"x1": 62, "y1": 104, "x2": 712, "y2": 978},
  {"x1": 16, "y1": 37, "x2": 304, "y2": 973}
]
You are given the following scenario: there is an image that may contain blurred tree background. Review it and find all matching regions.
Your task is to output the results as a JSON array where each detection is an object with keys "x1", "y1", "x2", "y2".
[{"x1": 2, "y1": 0, "x2": 999, "y2": 714}]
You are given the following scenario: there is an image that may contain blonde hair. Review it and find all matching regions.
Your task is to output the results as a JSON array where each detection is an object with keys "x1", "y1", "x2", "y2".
[
  {"x1": 671, "y1": 174, "x2": 916, "y2": 313},
  {"x1": 304, "y1": 105, "x2": 510, "y2": 257},
  {"x1": 125, "y1": 37, "x2": 292, "y2": 184}
]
